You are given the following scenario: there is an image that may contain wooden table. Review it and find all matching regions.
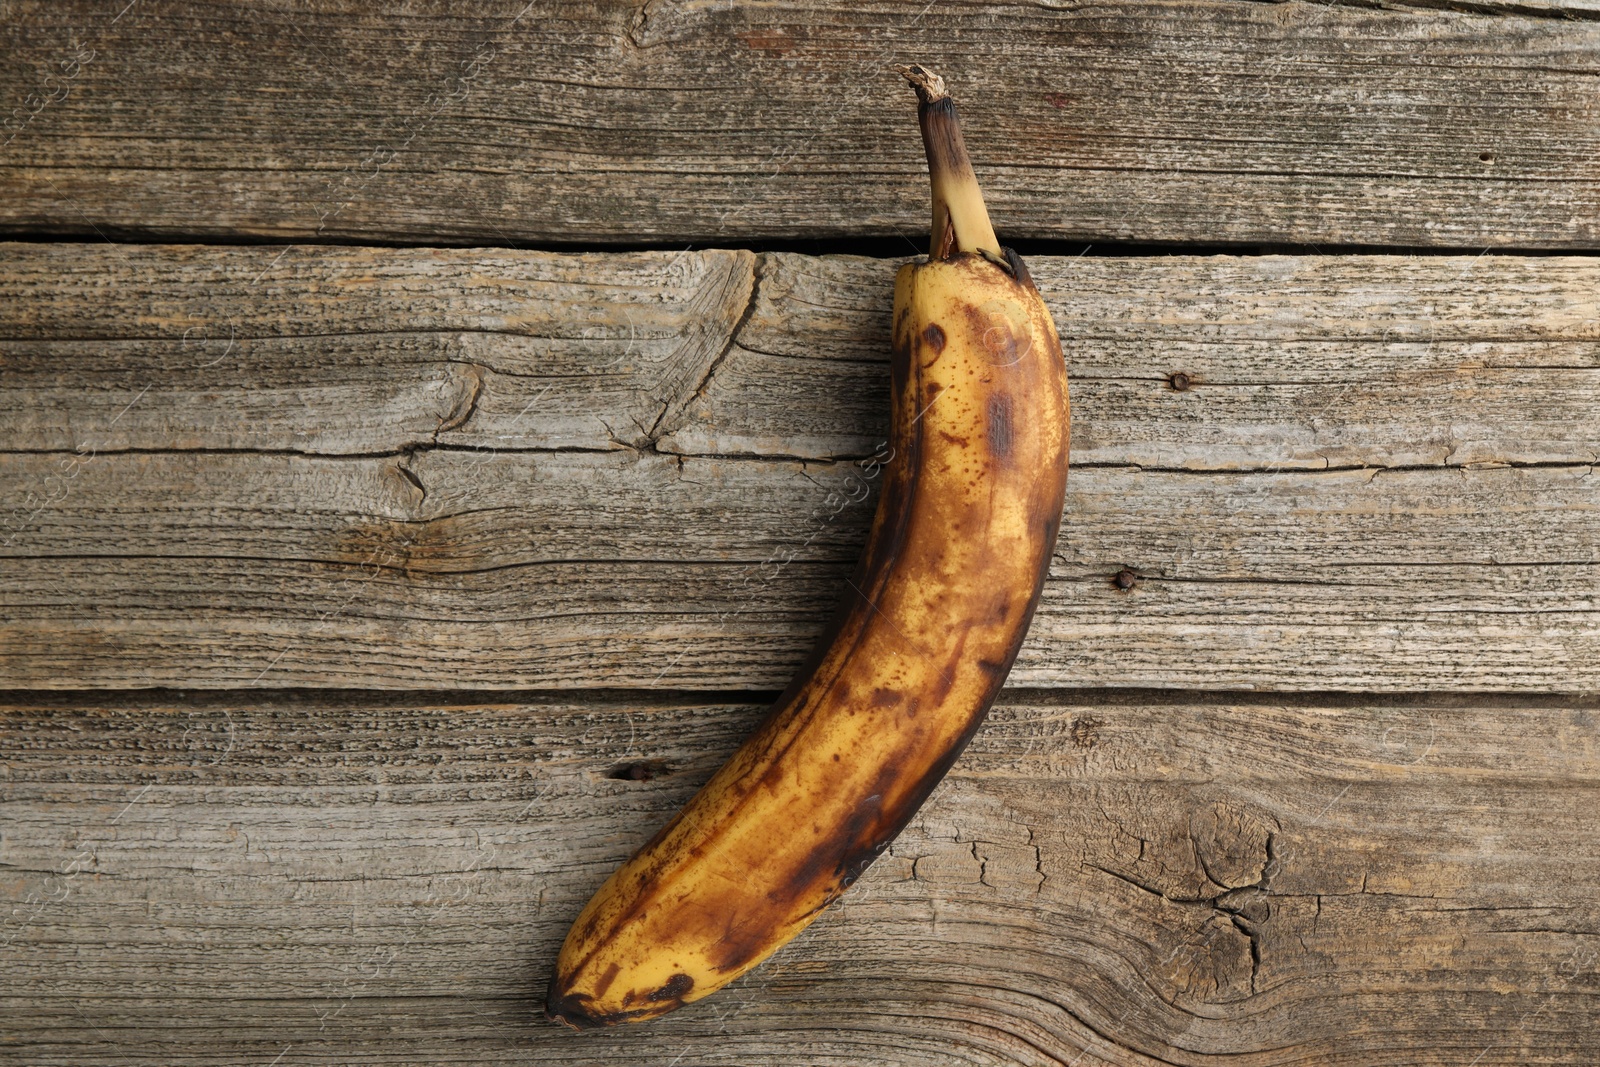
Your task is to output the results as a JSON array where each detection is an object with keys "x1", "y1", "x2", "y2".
[{"x1": 3, "y1": 3, "x2": 1598, "y2": 1063}]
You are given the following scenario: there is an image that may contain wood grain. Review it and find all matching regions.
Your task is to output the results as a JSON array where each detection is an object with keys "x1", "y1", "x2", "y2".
[
  {"x1": 0, "y1": 244, "x2": 757, "y2": 455},
  {"x1": 2, "y1": 244, "x2": 1596, "y2": 692},
  {"x1": 662, "y1": 251, "x2": 1600, "y2": 469},
  {"x1": 8, "y1": 243, "x2": 1596, "y2": 467},
  {"x1": 3, "y1": 0, "x2": 1600, "y2": 248},
  {"x1": 3, "y1": 690, "x2": 1596, "y2": 1064},
  {"x1": 5, "y1": 3, "x2": 1595, "y2": 1061},
  {"x1": 3, "y1": 448, "x2": 1597, "y2": 691}
]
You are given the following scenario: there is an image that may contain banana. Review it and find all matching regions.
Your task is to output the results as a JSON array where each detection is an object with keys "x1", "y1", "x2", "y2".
[{"x1": 545, "y1": 64, "x2": 1070, "y2": 1028}]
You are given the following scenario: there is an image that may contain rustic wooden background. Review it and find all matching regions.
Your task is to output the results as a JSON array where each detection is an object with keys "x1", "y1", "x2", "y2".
[{"x1": 3, "y1": 1, "x2": 1598, "y2": 1064}]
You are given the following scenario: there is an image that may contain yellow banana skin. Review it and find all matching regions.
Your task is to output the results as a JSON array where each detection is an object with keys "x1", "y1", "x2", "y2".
[{"x1": 545, "y1": 67, "x2": 1070, "y2": 1029}]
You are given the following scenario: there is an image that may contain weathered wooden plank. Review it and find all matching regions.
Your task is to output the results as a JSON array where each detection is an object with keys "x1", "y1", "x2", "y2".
[
  {"x1": 660, "y1": 251, "x2": 1600, "y2": 468},
  {"x1": 6, "y1": 244, "x2": 1597, "y2": 469},
  {"x1": 3, "y1": 691, "x2": 1596, "y2": 1064},
  {"x1": 1, "y1": 448, "x2": 1596, "y2": 691},
  {"x1": 2, "y1": 245, "x2": 1596, "y2": 691},
  {"x1": 3, "y1": 1, "x2": 1600, "y2": 248},
  {"x1": 0, "y1": 244, "x2": 756, "y2": 455}
]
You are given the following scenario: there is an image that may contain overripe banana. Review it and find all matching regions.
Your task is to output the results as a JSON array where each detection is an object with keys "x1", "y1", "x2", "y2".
[{"x1": 546, "y1": 64, "x2": 1071, "y2": 1028}]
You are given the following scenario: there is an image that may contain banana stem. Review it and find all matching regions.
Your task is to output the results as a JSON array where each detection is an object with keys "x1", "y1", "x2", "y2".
[{"x1": 901, "y1": 64, "x2": 1001, "y2": 261}]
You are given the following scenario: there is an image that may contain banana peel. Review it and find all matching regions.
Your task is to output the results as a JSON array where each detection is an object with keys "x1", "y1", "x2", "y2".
[{"x1": 546, "y1": 64, "x2": 1071, "y2": 1028}]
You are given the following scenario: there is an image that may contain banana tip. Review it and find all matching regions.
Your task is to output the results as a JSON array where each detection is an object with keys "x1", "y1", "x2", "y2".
[
  {"x1": 898, "y1": 63, "x2": 947, "y2": 103},
  {"x1": 544, "y1": 974, "x2": 605, "y2": 1030}
]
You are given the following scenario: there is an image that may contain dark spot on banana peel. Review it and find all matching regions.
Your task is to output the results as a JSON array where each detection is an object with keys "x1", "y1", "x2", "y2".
[
  {"x1": 711, "y1": 781, "x2": 892, "y2": 975},
  {"x1": 924, "y1": 625, "x2": 971, "y2": 707},
  {"x1": 708, "y1": 915, "x2": 773, "y2": 976},
  {"x1": 546, "y1": 976, "x2": 635, "y2": 1030},
  {"x1": 838, "y1": 849, "x2": 877, "y2": 889},
  {"x1": 921, "y1": 322, "x2": 946, "y2": 355},
  {"x1": 986, "y1": 394, "x2": 1014, "y2": 461},
  {"x1": 870, "y1": 687, "x2": 900, "y2": 709},
  {"x1": 545, "y1": 993, "x2": 673, "y2": 1030},
  {"x1": 647, "y1": 973, "x2": 694, "y2": 1002},
  {"x1": 890, "y1": 345, "x2": 914, "y2": 407},
  {"x1": 591, "y1": 961, "x2": 621, "y2": 999}
]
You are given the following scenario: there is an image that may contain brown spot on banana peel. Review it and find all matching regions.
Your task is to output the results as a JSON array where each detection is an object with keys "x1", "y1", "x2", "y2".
[
  {"x1": 987, "y1": 393, "x2": 1014, "y2": 462},
  {"x1": 545, "y1": 977, "x2": 656, "y2": 1031},
  {"x1": 592, "y1": 961, "x2": 621, "y2": 999},
  {"x1": 647, "y1": 973, "x2": 694, "y2": 1002}
]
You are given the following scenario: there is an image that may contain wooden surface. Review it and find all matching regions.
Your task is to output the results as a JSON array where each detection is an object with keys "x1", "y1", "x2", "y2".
[
  {"x1": 3, "y1": 244, "x2": 1597, "y2": 692},
  {"x1": 4, "y1": 690, "x2": 1599, "y2": 1065},
  {"x1": 4, "y1": 1, "x2": 1600, "y2": 248},
  {"x1": 5, "y1": 1, "x2": 1600, "y2": 1062}
]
